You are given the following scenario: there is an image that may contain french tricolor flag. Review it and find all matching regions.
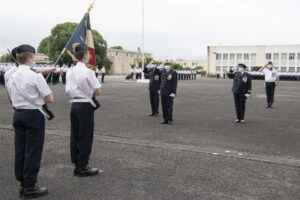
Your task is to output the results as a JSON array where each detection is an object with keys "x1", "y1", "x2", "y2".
[
  {"x1": 64, "y1": 12, "x2": 97, "y2": 70},
  {"x1": 85, "y1": 13, "x2": 96, "y2": 68}
]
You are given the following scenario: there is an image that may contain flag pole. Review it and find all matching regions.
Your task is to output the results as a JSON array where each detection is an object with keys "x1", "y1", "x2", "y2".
[{"x1": 141, "y1": 0, "x2": 145, "y2": 80}]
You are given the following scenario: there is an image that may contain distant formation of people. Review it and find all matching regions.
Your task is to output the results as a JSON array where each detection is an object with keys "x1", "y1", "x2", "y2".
[{"x1": 176, "y1": 70, "x2": 197, "y2": 80}]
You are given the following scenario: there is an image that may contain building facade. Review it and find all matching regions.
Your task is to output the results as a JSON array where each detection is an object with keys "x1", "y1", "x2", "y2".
[
  {"x1": 207, "y1": 45, "x2": 300, "y2": 74},
  {"x1": 106, "y1": 49, "x2": 152, "y2": 75},
  {"x1": 35, "y1": 53, "x2": 51, "y2": 64},
  {"x1": 175, "y1": 59, "x2": 207, "y2": 71}
]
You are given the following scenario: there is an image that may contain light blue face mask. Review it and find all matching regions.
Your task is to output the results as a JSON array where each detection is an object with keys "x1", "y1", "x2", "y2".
[{"x1": 238, "y1": 67, "x2": 244, "y2": 72}]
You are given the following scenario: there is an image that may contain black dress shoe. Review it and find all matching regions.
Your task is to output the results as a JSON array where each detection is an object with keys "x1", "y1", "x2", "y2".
[
  {"x1": 74, "y1": 166, "x2": 100, "y2": 177},
  {"x1": 168, "y1": 120, "x2": 173, "y2": 125},
  {"x1": 20, "y1": 186, "x2": 48, "y2": 199},
  {"x1": 161, "y1": 121, "x2": 168, "y2": 124},
  {"x1": 148, "y1": 114, "x2": 155, "y2": 116}
]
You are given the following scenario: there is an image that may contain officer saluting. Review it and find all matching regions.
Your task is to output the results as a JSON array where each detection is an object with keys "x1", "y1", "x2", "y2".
[
  {"x1": 6, "y1": 45, "x2": 54, "y2": 198},
  {"x1": 160, "y1": 62, "x2": 178, "y2": 125},
  {"x1": 148, "y1": 61, "x2": 161, "y2": 117},
  {"x1": 66, "y1": 44, "x2": 102, "y2": 177},
  {"x1": 259, "y1": 61, "x2": 279, "y2": 108},
  {"x1": 231, "y1": 64, "x2": 252, "y2": 123}
]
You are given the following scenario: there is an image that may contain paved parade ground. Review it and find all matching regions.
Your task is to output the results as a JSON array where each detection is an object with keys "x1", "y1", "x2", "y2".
[{"x1": 0, "y1": 77, "x2": 299, "y2": 200}]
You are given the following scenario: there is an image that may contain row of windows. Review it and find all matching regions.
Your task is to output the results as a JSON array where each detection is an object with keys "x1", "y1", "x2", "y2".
[
  {"x1": 216, "y1": 53, "x2": 300, "y2": 61},
  {"x1": 183, "y1": 62, "x2": 199, "y2": 66},
  {"x1": 216, "y1": 66, "x2": 300, "y2": 72},
  {"x1": 266, "y1": 53, "x2": 300, "y2": 61},
  {"x1": 107, "y1": 52, "x2": 144, "y2": 58},
  {"x1": 216, "y1": 53, "x2": 256, "y2": 61}
]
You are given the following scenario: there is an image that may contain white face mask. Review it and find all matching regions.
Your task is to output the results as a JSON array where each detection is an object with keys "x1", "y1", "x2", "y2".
[
  {"x1": 238, "y1": 67, "x2": 244, "y2": 72},
  {"x1": 267, "y1": 65, "x2": 273, "y2": 69},
  {"x1": 165, "y1": 65, "x2": 171, "y2": 70}
]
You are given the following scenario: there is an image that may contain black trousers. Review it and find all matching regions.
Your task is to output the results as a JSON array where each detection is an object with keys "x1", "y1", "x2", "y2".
[
  {"x1": 101, "y1": 73, "x2": 105, "y2": 83},
  {"x1": 233, "y1": 93, "x2": 246, "y2": 120},
  {"x1": 13, "y1": 109, "x2": 45, "y2": 186},
  {"x1": 62, "y1": 72, "x2": 66, "y2": 84},
  {"x1": 161, "y1": 94, "x2": 174, "y2": 122},
  {"x1": 265, "y1": 82, "x2": 276, "y2": 106},
  {"x1": 0, "y1": 73, "x2": 4, "y2": 85},
  {"x1": 45, "y1": 74, "x2": 52, "y2": 83},
  {"x1": 149, "y1": 90, "x2": 159, "y2": 114},
  {"x1": 70, "y1": 103, "x2": 94, "y2": 168}
]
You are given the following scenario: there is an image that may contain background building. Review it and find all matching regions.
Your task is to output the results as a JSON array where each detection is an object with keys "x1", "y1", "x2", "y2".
[
  {"x1": 35, "y1": 53, "x2": 51, "y2": 63},
  {"x1": 175, "y1": 59, "x2": 207, "y2": 71},
  {"x1": 207, "y1": 45, "x2": 300, "y2": 74},
  {"x1": 107, "y1": 49, "x2": 152, "y2": 75}
]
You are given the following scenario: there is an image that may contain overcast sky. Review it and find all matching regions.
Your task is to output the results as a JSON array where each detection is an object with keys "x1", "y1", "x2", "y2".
[{"x1": 0, "y1": 0, "x2": 300, "y2": 60}]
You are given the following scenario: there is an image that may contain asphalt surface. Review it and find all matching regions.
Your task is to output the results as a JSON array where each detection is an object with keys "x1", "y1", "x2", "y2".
[{"x1": 0, "y1": 77, "x2": 299, "y2": 200}]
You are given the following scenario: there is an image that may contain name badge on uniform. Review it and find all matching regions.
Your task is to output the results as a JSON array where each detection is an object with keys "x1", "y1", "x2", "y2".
[
  {"x1": 154, "y1": 75, "x2": 159, "y2": 80},
  {"x1": 242, "y1": 76, "x2": 247, "y2": 82},
  {"x1": 167, "y1": 74, "x2": 172, "y2": 80}
]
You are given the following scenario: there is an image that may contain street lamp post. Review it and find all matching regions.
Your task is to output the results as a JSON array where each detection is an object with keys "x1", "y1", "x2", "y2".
[{"x1": 141, "y1": 0, "x2": 145, "y2": 79}]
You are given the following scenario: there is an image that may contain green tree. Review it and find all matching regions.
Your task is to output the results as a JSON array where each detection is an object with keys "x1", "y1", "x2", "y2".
[
  {"x1": 172, "y1": 63, "x2": 183, "y2": 70},
  {"x1": 194, "y1": 66, "x2": 204, "y2": 71},
  {"x1": 110, "y1": 46, "x2": 123, "y2": 50},
  {"x1": 37, "y1": 36, "x2": 51, "y2": 55},
  {"x1": 130, "y1": 63, "x2": 136, "y2": 69},
  {"x1": 0, "y1": 53, "x2": 12, "y2": 62},
  {"x1": 37, "y1": 22, "x2": 110, "y2": 70},
  {"x1": 137, "y1": 57, "x2": 153, "y2": 68},
  {"x1": 251, "y1": 66, "x2": 262, "y2": 71},
  {"x1": 102, "y1": 57, "x2": 112, "y2": 70}
]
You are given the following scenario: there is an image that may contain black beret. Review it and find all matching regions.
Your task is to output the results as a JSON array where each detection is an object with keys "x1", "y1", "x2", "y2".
[
  {"x1": 17, "y1": 45, "x2": 36, "y2": 54},
  {"x1": 75, "y1": 44, "x2": 88, "y2": 52}
]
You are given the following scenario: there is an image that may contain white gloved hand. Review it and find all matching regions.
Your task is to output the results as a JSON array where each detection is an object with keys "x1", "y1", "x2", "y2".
[
  {"x1": 170, "y1": 93, "x2": 176, "y2": 98},
  {"x1": 244, "y1": 94, "x2": 251, "y2": 98},
  {"x1": 158, "y1": 90, "x2": 160, "y2": 95}
]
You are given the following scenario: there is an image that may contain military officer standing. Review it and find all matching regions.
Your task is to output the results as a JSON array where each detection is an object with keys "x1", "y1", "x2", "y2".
[
  {"x1": 160, "y1": 63, "x2": 178, "y2": 125},
  {"x1": 66, "y1": 44, "x2": 102, "y2": 177},
  {"x1": 100, "y1": 66, "x2": 106, "y2": 83},
  {"x1": 259, "y1": 61, "x2": 279, "y2": 108},
  {"x1": 231, "y1": 64, "x2": 252, "y2": 123},
  {"x1": 148, "y1": 62, "x2": 161, "y2": 117},
  {"x1": 6, "y1": 45, "x2": 54, "y2": 198}
]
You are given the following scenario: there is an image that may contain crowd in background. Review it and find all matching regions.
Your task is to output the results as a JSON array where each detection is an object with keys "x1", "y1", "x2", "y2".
[{"x1": 0, "y1": 62, "x2": 107, "y2": 86}]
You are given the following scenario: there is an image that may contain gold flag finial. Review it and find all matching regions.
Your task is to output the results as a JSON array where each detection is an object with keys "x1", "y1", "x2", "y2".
[{"x1": 87, "y1": 2, "x2": 94, "y2": 13}]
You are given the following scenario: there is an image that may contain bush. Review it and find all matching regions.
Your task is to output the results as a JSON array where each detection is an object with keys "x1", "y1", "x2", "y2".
[
  {"x1": 251, "y1": 66, "x2": 262, "y2": 71},
  {"x1": 207, "y1": 73, "x2": 217, "y2": 77},
  {"x1": 198, "y1": 71, "x2": 206, "y2": 76},
  {"x1": 194, "y1": 66, "x2": 204, "y2": 71},
  {"x1": 172, "y1": 63, "x2": 183, "y2": 70}
]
